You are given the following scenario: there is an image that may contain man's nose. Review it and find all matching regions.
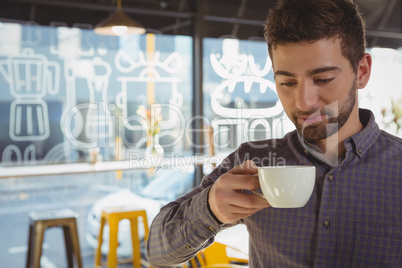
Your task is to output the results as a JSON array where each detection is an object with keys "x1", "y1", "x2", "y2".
[{"x1": 295, "y1": 81, "x2": 318, "y2": 111}]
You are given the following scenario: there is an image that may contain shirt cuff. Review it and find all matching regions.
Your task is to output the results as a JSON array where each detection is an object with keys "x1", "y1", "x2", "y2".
[{"x1": 185, "y1": 186, "x2": 223, "y2": 245}]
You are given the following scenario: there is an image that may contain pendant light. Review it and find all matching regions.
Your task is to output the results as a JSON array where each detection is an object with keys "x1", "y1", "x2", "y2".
[{"x1": 94, "y1": 0, "x2": 146, "y2": 36}]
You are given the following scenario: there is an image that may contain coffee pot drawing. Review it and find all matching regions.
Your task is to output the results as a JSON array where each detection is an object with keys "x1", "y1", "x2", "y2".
[{"x1": 0, "y1": 48, "x2": 60, "y2": 141}]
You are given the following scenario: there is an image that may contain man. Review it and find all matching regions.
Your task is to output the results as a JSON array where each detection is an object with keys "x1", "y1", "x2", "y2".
[{"x1": 147, "y1": 0, "x2": 402, "y2": 267}]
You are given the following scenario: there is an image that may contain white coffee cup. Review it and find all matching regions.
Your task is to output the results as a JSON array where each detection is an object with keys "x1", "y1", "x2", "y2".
[{"x1": 252, "y1": 165, "x2": 316, "y2": 208}]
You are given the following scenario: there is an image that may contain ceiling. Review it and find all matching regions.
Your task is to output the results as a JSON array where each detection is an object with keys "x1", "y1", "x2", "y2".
[{"x1": 0, "y1": 0, "x2": 401, "y2": 48}]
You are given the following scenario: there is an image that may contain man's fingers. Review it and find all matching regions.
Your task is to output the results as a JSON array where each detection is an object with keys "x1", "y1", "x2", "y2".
[
  {"x1": 229, "y1": 160, "x2": 258, "y2": 175},
  {"x1": 230, "y1": 191, "x2": 270, "y2": 209},
  {"x1": 218, "y1": 173, "x2": 260, "y2": 191},
  {"x1": 212, "y1": 187, "x2": 269, "y2": 212},
  {"x1": 215, "y1": 200, "x2": 269, "y2": 223},
  {"x1": 208, "y1": 160, "x2": 268, "y2": 223}
]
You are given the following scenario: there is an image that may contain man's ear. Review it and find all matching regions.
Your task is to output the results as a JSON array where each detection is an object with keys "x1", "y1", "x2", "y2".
[{"x1": 357, "y1": 53, "x2": 372, "y2": 88}]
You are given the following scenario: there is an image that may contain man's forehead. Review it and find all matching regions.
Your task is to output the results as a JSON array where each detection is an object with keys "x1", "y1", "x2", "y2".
[{"x1": 270, "y1": 38, "x2": 345, "y2": 69}]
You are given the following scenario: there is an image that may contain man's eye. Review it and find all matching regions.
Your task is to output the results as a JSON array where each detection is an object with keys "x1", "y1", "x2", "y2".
[
  {"x1": 315, "y1": 78, "x2": 334, "y2": 84},
  {"x1": 280, "y1": 81, "x2": 296, "y2": 87}
]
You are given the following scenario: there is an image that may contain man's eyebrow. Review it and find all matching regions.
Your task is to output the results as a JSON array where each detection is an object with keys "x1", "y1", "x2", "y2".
[
  {"x1": 274, "y1": 70, "x2": 296, "y2": 78},
  {"x1": 307, "y1": 66, "x2": 340, "y2": 76},
  {"x1": 274, "y1": 66, "x2": 341, "y2": 79}
]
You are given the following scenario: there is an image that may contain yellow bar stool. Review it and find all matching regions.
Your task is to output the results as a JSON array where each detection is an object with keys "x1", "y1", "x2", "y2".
[
  {"x1": 26, "y1": 208, "x2": 83, "y2": 268},
  {"x1": 94, "y1": 207, "x2": 152, "y2": 268},
  {"x1": 184, "y1": 242, "x2": 249, "y2": 268}
]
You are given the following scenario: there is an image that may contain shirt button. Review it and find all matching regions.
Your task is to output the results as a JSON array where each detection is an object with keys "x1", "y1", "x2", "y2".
[
  {"x1": 304, "y1": 149, "x2": 308, "y2": 155},
  {"x1": 323, "y1": 220, "x2": 330, "y2": 228},
  {"x1": 328, "y1": 175, "x2": 334, "y2": 181},
  {"x1": 358, "y1": 148, "x2": 363, "y2": 154}
]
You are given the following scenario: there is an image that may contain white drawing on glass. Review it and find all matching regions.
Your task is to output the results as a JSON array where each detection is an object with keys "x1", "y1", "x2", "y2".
[
  {"x1": 61, "y1": 57, "x2": 112, "y2": 149},
  {"x1": 54, "y1": 27, "x2": 113, "y2": 153},
  {"x1": 23, "y1": 144, "x2": 37, "y2": 163},
  {"x1": 115, "y1": 50, "x2": 182, "y2": 74},
  {"x1": 84, "y1": 57, "x2": 112, "y2": 141},
  {"x1": 1, "y1": 144, "x2": 36, "y2": 165},
  {"x1": 211, "y1": 77, "x2": 280, "y2": 118},
  {"x1": 209, "y1": 38, "x2": 285, "y2": 147},
  {"x1": 50, "y1": 27, "x2": 95, "y2": 57},
  {"x1": 43, "y1": 143, "x2": 67, "y2": 163},
  {"x1": 2, "y1": 145, "x2": 22, "y2": 165},
  {"x1": 43, "y1": 142, "x2": 88, "y2": 164},
  {"x1": 0, "y1": 48, "x2": 60, "y2": 142},
  {"x1": 115, "y1": 50, "x2": 183, "y2": 146},
  {"x1": 54, "y1": 27, "x2": 89, "y2": 158},
  {"x1": 25, "y1": 22, "x2": 42, "y2": 47}
]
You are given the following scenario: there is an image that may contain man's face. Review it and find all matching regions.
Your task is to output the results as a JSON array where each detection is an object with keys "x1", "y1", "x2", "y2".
[{"x1": 272, "y1": 38, "x2": 359, "y2": 143}]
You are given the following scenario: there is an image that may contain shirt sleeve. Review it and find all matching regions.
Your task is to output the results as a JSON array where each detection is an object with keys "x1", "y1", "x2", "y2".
[{"x1": 146, "y1": 148, "x2": 242, "y2": 267}]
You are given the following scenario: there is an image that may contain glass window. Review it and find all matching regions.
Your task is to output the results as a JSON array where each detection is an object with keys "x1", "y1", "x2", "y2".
[
  {"x1": 203, "y1": 37, "x2": 294, "y2": 160},
  {"x1": 0, "y1": 23, "x2": 193, "y2": 166},
  {"x1": 361, "y1": 47, "x2": 402, "y2": 137}
]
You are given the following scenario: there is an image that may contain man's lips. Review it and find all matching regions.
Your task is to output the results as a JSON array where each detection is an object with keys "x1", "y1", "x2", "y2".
[{"x1": 298, "y1": 113, "x2": 327, "y2": 125}]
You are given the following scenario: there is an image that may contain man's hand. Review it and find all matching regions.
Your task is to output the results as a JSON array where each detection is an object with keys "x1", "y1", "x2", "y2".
[{"x1": 208, "y1": 160, "x2": 270, "y2": 224}]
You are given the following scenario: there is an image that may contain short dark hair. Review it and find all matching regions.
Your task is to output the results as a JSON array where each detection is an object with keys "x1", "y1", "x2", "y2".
[{"x1": 264, "y1": 0, "x2": 366, "y2": 73}]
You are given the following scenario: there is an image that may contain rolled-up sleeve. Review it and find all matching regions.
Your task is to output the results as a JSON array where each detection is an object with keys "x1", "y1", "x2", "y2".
[
  {"x1": 146, "y1": 147, "x2": 243, "y2": 267},
  {"x1": 146, "y1": 180, "x2": 222, "y2": 266}
]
